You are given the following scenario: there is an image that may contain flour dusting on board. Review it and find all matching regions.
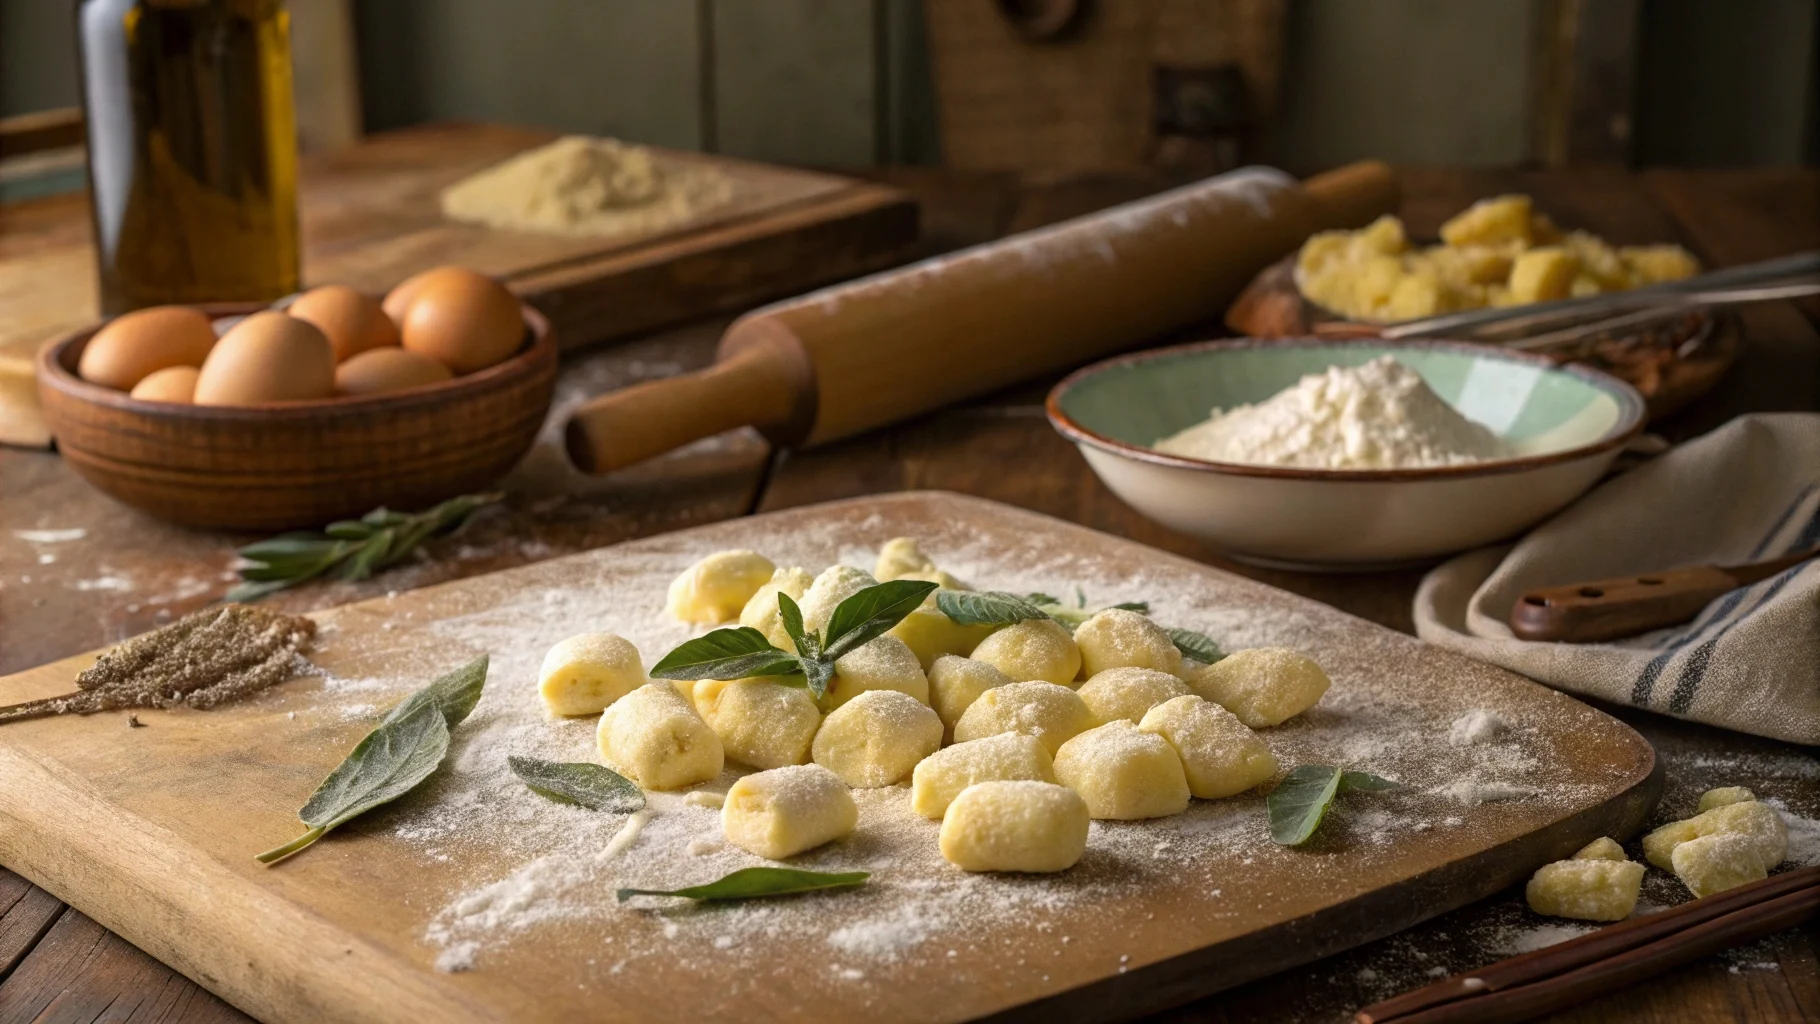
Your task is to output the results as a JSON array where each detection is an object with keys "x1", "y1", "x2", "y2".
[{"x1": 292, "y1": 500, "x2": 1619, "y2": 1004}]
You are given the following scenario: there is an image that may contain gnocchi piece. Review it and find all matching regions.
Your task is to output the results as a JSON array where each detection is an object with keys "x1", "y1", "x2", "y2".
[
  {"x1": 1696, "y1": 786, "x2": 1755, "y2": 813},
  {"x1": 1077, "y1": 667, "x2": 1191, "y2": 725},
  {"x1": 692, "y1": 678, "x2": 821, "y2": 769},
  {"x1": 927, "y1": 655, "x2": 1013, "y2": 741},
  {"x1": 1671, "y1": 832, "x2": 1768, "y2": 897},
  {"x1": 1052, "y1": 720, "x2": 1191, "y2": 820},
  {"x1": 796, "y1": 564, "x2": 878, "y2": 635},
  {"x1": 811, "y1": 689, "x2": 943, "y2": 788},
  {"x1": 1072, "y1": 608, "x2": 1184, "y2": 679},
  {"x1": 666, "y1": 550, "x2": 776, "y2": 625},
  {"x1": 1641, "y1": 799, "x2": 1787, "y2": 872},
  {"x1": 1573, "y1": 836, "x2": 1628, "y2": 862},
  {"x1": 1524, "y1": 859, "x2": 1645, "y2": 921},
  {"x1": 1440, "y1": 194, "x2": 1534, "y2": 247},
  {"x1": 1507, "y1": 247, "x2": 1580, "y2": 304},
  {"x1": 1620, "y1": 245, "x2": 1700, "y2": 285},
  {"x1": 939, "y1": 781, "x2": 1089, "y2": 873},
  {"x1": 1185, "y1": 648, "x2": 1330, "y2": 727},
  {"x1": 969, "y1": 618, "x2": 1082, "y2": 687},
  {"x1": 596, "y1": 683, "x2": 723, "y2": 790},
  {"x1": 1355, "y1": 213, "x2": 1409, "y2": 255},
  {"x1": 825, "y1": 635, "x2": 930, "y2": 710},
  {"x1": 739, "y1": 566, "x2": 815, "y2": 650},
  {"x1": 953, "y1": 680, "x2": 1096, "y2": 756},
  {"x1": 1138, "y1": 695, "x2": 1277, "y2": 799},
  {"x1": 889, "y1": 606, "x2": 996, "y2": 671},
  {"x1": 537, "y1": 632, "x2": 645, "y2": 716},
  {"x1": 911, "y1": 732, "x2": 1055, "y2": 819},
  {"x1": 722, "y1": 764, "x2": 857, "y2": 859},
  {"x1": 875, "y1": 537, "x2": 937, "y2": 581}
]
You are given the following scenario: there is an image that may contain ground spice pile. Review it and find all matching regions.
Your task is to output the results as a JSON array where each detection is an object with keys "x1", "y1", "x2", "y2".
[{"x1": 0, "y1": 604, "x2": 317, "y2": 723}]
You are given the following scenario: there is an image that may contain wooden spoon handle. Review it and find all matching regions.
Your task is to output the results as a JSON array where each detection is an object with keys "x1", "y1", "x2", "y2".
[{"x1": 1508, "y1": 565, "x2": 1739, "y2": 643}]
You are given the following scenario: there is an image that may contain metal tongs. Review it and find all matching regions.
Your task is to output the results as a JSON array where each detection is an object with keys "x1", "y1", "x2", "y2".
[{"x1": 1379, "y1": 250, "x2": 1820, "y2": 351}]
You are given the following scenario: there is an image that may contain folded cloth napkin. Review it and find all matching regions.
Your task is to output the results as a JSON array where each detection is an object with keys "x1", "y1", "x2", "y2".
[{"x1": 1415, "y1": 413, "x2": 1820, "y2": 744}]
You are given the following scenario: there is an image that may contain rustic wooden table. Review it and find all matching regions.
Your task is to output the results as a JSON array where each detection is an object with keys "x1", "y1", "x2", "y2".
[{"x1": 1, "y1": 167, "x2": 1816, "y2": 1024}]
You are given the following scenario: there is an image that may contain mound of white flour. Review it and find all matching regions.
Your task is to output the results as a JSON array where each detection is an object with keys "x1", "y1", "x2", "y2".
[{"x1": 1153, "y1": 356, "x2": 1512, "y2": 470}]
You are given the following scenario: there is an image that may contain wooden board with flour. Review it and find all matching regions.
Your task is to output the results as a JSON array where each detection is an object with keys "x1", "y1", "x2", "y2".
[{"x1": 0, "y1": 493, "x2": 1659, "y2": 1024}]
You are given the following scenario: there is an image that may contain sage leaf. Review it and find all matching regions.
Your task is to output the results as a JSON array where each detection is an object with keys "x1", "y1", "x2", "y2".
[
  {"x1": 256, "y1": 660, "x2": 487, "y2": 865},
  {"x1": 229, "y1": 493, "x2": 500, "y2": 602},
  {"x1": 822, "y1": 579, "x2": 939, "y2": 660},
  {"x1": 1168, "y1": 628, "x2": 1225, "y2": 665},
  {"x1": 936, "y1": 590, "x2": 1051, "y2": 626},
  {"x1": 649, "y1": 627, "x2": 803, "y2": 682},
  {"x1": 1267, "y1": 765, "x2": 1399, "y2": 846},
  {"x1": 617, "y1": 867, "x2": 869, "y2": 903},
  {"x1": 1109, "y1": 601, "x2": 1151, "y2": 614},
  {"x1": 509, "y1": 756, "x2": 644, "y2": 812}
]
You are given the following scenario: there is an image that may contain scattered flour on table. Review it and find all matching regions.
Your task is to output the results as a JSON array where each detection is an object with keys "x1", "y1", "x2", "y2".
[
  {"x1": 1449, "y1": 709, "x2": 1508, "y2": 746},
  {"x1": 1153, "y1": 356, "x2": 1513, "y2": 470}
]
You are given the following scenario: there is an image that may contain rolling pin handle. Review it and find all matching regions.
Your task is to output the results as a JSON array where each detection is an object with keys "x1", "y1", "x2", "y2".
[{"x1": 1508, "y1": 565, "x2": 1739, "y2": 643}]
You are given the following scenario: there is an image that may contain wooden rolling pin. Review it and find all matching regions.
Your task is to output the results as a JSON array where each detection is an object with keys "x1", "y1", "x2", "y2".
[
  {"x1": 1508, "y1": 548, "x2": 1818, "y2": 643},
  {"x1": 566, "y1": 160, "x2": 1398, "y2": 473}
]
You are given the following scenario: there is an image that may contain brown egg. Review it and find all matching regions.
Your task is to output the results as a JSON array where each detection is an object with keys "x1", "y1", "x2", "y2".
[
  {"x1": 78, "y1": 306, "x2": 216, "y2": 390},
  {"x1": 381, "y1": 267, "x2": 445, "y2": 327},
  {"x1": 400, "y1": 268, "x2": 525, "y2": 375},
  {"x1": 286, "y1": 284, "x2": 400, "y2": 362},
  {"x1": 128, "y1": 365, "x2": 200, "y2": 403},
  {"x1": 334, "y1": 347, "x2": 454, "y2": 397},
  {"x1": 193, "y1": 312, "x2": 336, "y2": 406}
]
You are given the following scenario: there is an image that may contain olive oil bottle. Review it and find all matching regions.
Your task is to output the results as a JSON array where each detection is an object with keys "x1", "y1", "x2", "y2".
[{"x1": 77, "y1": 0, "x2": 301, "y2": 314}]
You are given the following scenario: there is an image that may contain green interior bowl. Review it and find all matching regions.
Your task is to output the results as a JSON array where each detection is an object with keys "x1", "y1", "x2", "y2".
[{"x1": 1053, "y1": 339, "x2": 1646, "y2": 467}]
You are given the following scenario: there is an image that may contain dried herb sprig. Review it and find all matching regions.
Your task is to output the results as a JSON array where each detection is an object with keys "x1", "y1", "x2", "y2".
[{"x1": 226, "y1": 493, "x2": 502, "y2": 603}]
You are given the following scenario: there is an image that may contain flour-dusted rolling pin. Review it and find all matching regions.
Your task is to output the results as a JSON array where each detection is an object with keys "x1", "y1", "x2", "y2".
[{"x1": 565, "y1": 161, "x2": 1399, "y2": 473}]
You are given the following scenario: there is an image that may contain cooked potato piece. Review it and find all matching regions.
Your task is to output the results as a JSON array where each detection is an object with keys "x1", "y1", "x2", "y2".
[
  {"x1": 1355, "y1": 214, "x2": 1409, "y2": 255},
  {"x1": 693, "y1": 678, "x2": 821, "y2": 769},
  {"x1": 538, "y1": 633, "x2": 645, "y2": 716},
  {"x1": 939, "y1": 781, "x2": 1089, "y2": 873},
  {"x1": 1052, "y1": 720, "x2": 1190, "y2": 820},
  {"x1": 1508, "y1": 247, "x2": 1580, "y2": 303},
  {"x1": 927, "y1": 655, "x2": 1014, "y2": 741},
  {"x1": 812, "y1": 689, "x2": 943, "y2": 788},
  {"x1": 825, "y1": 634, "x2": 930, "y2": 710},
  {"x1": 1440, "y1": 194, "x2": 1534, "y2": 247},
  {"x1": 911, "y1": 732, "x2": 1055, "y2": 819},
  {"x1": 1525, "y1": 859, "x2": 1644, "y2": 921},
  {"x1": 1641, "y1": 799, "x2": 1786, "y2": 872},
  {"x1": 875, "y1": 537, "x2": 937, "y2": 581},
  {"x1": 1186, "y1": 648, "x2": 1330, "y2": 727},
  {"x1": 722, "y1": 764, "x2": 857, "y2": 859},
  {"x1": 1076, "y1": 667, "x2": 1190, "y2": 726},
  {"x1": 1072, "y1": 608, "x2": 1183, "y2": 679},
  {"x1": 970, "y1": 618, "x2": 1082, "y2": 687},
  {"x1": 1672, "y1": 832, "x2": 1768, "y2": 897},
  {"x1": 1138, "y1": 695, "x2": 1277, "y2": 799},
  {"x1": 667, "y1": 550, "x2": 775, "y2": 625},
  {"x1": 953, "y1": 680, "x2": 1095, "y2": 755},
  {"x1": 597, "y1": 683, "x2": 723, "y2": 790},
  {"x1": 1697, "y1": 786, "x2": 1755, "y2": 813},
  {"x1": 1573, "y1": 836, "x2": 1627, "y2": 862},
  {"x1": 739, "y1": 566, "x2": 814, "y2": 650},
  {"x1": 1621, "y1": 245, "x2": 1700, "y2": 285}
]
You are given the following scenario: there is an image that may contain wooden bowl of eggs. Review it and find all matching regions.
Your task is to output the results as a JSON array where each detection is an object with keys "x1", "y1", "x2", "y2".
[{"x1": 36, "y1": 267, "x2": 557, "y2": 530}]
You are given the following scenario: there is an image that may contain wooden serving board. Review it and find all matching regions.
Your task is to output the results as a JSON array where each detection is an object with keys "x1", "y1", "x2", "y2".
[{"x1": 0, "y1": 493, "x2": 1659, "y2": 1024}]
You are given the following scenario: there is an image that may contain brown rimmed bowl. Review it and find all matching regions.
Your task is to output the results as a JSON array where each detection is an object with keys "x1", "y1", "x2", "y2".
[
  {"x1": 1046, "y1": 338, "x2": 1646, "y2": 570},
  {"x1": 36, "y1": 304, "x2": 557, "y2": 531}
]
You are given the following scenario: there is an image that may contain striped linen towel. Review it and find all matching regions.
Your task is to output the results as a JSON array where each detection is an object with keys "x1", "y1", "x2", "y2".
[{"x1": 1415, "y1": 413, "x2": 1820, "y2": 744}]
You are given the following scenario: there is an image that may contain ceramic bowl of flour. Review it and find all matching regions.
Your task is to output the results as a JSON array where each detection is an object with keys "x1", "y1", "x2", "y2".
[{"x1": 1046, "y1": 338, "x2": 1646, "y2": 569}]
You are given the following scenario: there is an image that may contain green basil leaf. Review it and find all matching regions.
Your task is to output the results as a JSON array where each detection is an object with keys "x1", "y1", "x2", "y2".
[
  {"x1": 823, "y1": 580, "x2": 940, "y2": 660},
  {"x1": 802, "y1": 656, "x2": 835, "y2": 701},
  {"x1": 1339, "y1": 770, "x2": 1400, "y2": 793},
  {"x1": 1168, "y1": 628, "x2": 1225, "y2": 665},
  {"x1": 617, "y1": 867, "x2": 869, "y2": 903},
  {"x1": 387, "y1": 656, "x2": 490, "y2": 730},
  {"x1": 937, "y1": 590, "x2": 1050, "y2": 626},
  {"x1": 1268, "y1": 765, "x2": 1345, "y2": 846},
  {"x1": 1024, "y1": 592, "x2": 1061, "y2": 605},
  {"x1": 777, "y1": 592, "x2": 813, "y2": 657},
  {"x1": 1109, "y1": 601, "x2": 1151, "y2": 614},
  {"x1": 508, "y1": 756, "x2": 644, "y2": 812},
  {"x1": 649, "y1": 627, "x2": 804, "y2": 681}
]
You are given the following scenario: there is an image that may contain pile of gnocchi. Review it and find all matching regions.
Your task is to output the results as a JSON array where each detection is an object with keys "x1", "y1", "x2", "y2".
[
  {"x1": 1526, "y1": 785, "x2": 1789, "y2": 921},
  {"x1": 1295, "y1": 194, "x2": 1700, "y2": 323},
  {"x1": 534, "y1": 539, "x2": 1330, "y2": 874}
]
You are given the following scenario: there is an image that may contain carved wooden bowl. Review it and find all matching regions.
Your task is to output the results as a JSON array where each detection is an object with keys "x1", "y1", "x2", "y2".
[{"x1": 36, "y1": 304, "x2": 557, "y2": 531}]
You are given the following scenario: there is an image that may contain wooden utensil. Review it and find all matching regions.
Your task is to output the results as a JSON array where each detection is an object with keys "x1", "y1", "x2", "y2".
[
  {"x1": 1355, "y1": 865, "x2": 1820, "y2": 1024},
  {"x1": 1508, "y1": 548, "x2": 1818, "y2": 643},
  {"x1": 565, "y1": 160, "x2": 1399, "y2": 474}
]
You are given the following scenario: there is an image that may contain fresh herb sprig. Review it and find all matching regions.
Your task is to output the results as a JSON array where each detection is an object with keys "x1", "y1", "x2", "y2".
[
  {"x1": 1266, "y1": 765, "x2": 1399, "y2": 846},
  {"x1": 934, "y1": 589, "x2": 1224, "y2": 664},
  {"x1": 509, "y1": 756, "x2": 644, "y2": 813},
  {"x1": 649, "y1": 579, "x2": 937, "y2": 700},
  {"x1": 226, "y1": 493, "x2": 502, "y2": 603},
  {"x1": 618, "y1": 867, "x2": 869, "y2": 903},
  {"x1": 255, "y1": 656, "x2": 488, "y2": 864}
]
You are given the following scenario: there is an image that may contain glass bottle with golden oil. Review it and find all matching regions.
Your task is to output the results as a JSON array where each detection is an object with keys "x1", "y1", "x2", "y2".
[{"x1": 76, "y1": 0, "x2": 301, "y2": 314}]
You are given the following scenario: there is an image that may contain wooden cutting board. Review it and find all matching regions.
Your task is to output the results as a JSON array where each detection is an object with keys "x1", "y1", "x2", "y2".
[{"x1": 0, "y1": 493, "x2": 1659, "y2": 1024}]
